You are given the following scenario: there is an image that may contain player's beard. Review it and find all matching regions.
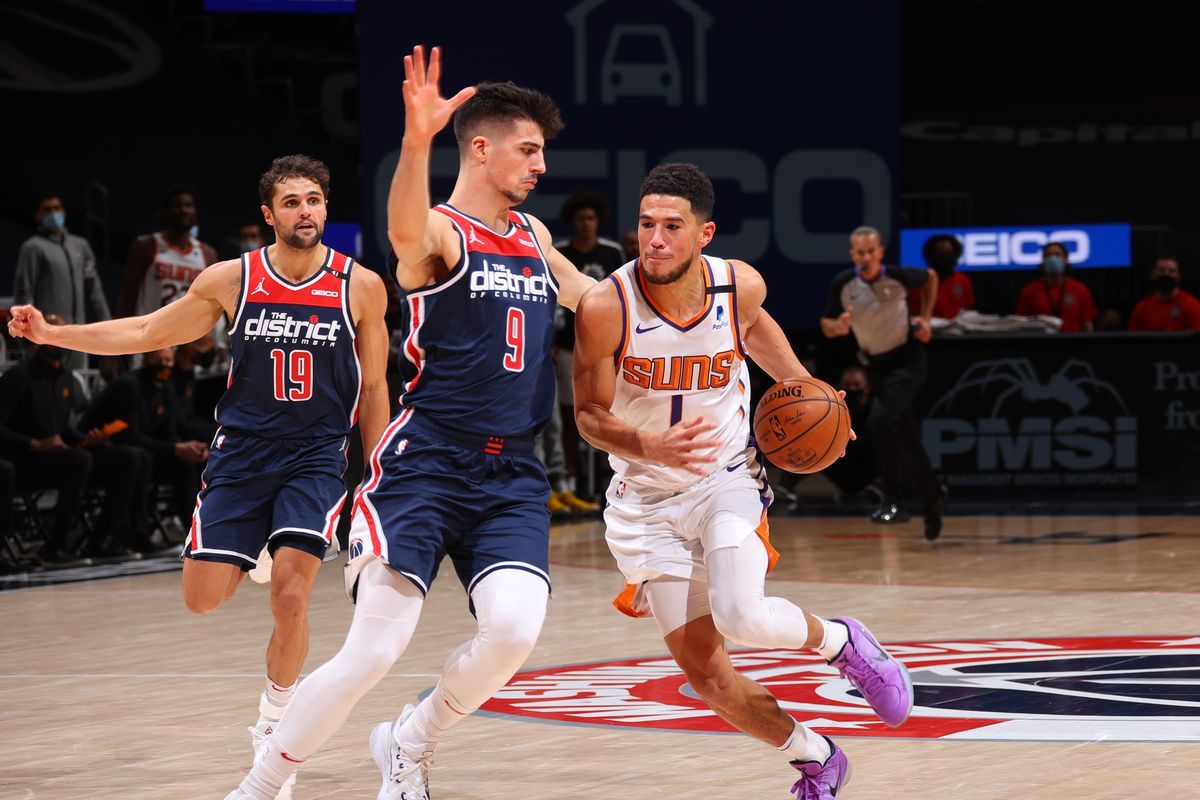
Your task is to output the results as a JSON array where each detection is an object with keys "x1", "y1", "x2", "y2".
[
  {"x1": 282, "y1": 221, "x2": 324, "y2": 250},
  {"x1": 642, "y1": 256, "x2": 692, "y2": 285}
]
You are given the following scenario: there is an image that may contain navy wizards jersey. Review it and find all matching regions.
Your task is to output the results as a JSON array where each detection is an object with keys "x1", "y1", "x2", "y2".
[
  {"x1": 389, "y1": 204, "x2": 558, "y2": 438},
  {"x1": 219, "y1": 246, "x2": 361, "y2": 439}
]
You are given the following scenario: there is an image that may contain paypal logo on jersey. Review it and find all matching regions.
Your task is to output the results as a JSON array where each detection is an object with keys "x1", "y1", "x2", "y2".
[
  {"x1": 243, "y1": 309, "x2": 343, "y2": 343},
  {"x1": 469, "y1": 259, "x2": 550, "y2": 302},
  {"x1": 713, "y1": 305, "x2": 729, "y2": 331}
]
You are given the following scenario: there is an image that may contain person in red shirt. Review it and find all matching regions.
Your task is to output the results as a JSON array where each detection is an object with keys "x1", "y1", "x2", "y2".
[
  {"x1": 1015, "y1": 241, "x2": 1097, "y2": 332},
  {"x1": 1128, "y1": 256, "x2": 1200, "y2": 332},
  {"x1": 909, "y1": 234, "x2": 974, "y2": 318}
]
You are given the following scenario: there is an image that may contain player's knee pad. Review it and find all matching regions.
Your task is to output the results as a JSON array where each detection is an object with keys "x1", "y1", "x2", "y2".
[
  {"x1": 709, "y1": 594, "x2": 774, "y2": 647},
  {"x1": 473, "y1": 569, "x2": 549, "y2": 663}
]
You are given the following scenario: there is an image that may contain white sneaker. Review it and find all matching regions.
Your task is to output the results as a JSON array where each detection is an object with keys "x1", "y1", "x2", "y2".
[
  {"x1": 249, "y1": 711, "x2": 297, "y2": 799},
  {"x1": 369, "y1": 704, "x2": 433, "y2": 800}
]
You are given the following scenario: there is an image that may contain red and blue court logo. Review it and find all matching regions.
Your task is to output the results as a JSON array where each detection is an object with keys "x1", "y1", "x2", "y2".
[{"x1": 481, "y1": 636, "x2": 1200, "y2": 741}]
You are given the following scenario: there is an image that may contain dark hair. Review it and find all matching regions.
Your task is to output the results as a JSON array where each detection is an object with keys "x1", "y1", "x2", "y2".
[
  {"x1": 1042, "y1": 240, "x2": 1069, "y2": 261},
  {"x1": 453, "y1": 81, "x2": 564, "y2": 150},
  {"x1": 560, "y1": 190, "x2": 610, "y2": 226},
  {"x1": 1154, "y1": 254, "x2": 1180, "y2": 269},
  {"x1": 257, "y1": 154, "x2": 331, "y2": 207},
  {"x1": 34, "y1": 193, "x2": 62, "y2": 213},
  {"x1": 922, "y1": 233, "x2": 963, "y2": 262},
  {"x1": 161, "y1": 185, "x2": 197, "y2": 210},
  {"x1": 639, "y1": 163, "x2": 715, "y2": 221}
]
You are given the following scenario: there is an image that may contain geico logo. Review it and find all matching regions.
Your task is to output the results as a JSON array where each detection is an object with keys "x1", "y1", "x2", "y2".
[
  {"x1": 924, "y1": 416, "x2": 1137, "y2": 471},
  {"x1": 959, "y1": 230, "x2": 1090, "y2": 267},
  {"x1": 311, "y1": 288, "x2": 339, "y2": 298},
  {"x1": 622, "y1": 351, "x2": 736, "y2": 391},
  {"x1": 470, "y1": 259, "x2": 549, "y2": 297},
  {"x1": 243, "y1": 309, "x2": 342, "y2": 341}
]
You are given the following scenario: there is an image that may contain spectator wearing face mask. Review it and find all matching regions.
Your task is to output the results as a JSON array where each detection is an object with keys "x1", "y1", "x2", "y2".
[
  {"x1": 1015, "y1": 241, "x2": 1097, "y2": 332},
  {"x1": 1128, "y1": 256, "x2": 1200, "y2": 332},
  {"x1": 221, "y1": 221, "x2": 267, "y2": 261},
  {"x1": 822, "y1": 366, "x2": 882, "y2": 503},
  {"x1": 909, "y1": 234, "x2": 974, "y2": 319},
  {"x1": 82, "y1": 347, "x2": 210, "y2": 526},
  {"x1": 14, "y1": 194, "x2": 111, "y2": 370},
  {"x1": 117, "y1": 186, "x2": 219, "y2": 318}
]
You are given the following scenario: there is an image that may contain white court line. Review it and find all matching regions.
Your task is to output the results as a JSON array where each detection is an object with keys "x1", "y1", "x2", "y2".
[{"x1": 0, "y1": 672, "x2": 441, "y2": 679}]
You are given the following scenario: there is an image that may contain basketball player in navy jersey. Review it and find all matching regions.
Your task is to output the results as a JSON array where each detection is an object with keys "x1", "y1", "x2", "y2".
[
  {"x1": 8, "y1": 155, "x2": 391, "y2": 800},
  {"x1": 224, "y1": 45, "x2": 594, "y2": 800},
  {"x1": 573, "y1": 164, "x2": 913, "y2": 799}
]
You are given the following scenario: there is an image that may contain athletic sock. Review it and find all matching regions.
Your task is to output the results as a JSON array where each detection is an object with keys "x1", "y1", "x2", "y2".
[
  {"x1": 778, "y1": 719, "x2": 833, "y2": 764},
  {"x1": 814, "y1": 618, "x2": 850, "y2": 661}
]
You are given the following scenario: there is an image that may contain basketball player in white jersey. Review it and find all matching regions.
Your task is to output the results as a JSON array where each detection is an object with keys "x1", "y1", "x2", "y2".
[
  {"x1": 573, "y1": 163, "x2": 914, "y2": 799},
  {"x1": 117, "y1": 186, "x2": 219, "y2": 317}
]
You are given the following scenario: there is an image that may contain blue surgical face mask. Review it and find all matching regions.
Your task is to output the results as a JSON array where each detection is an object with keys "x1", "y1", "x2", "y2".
[
  {"x1": 41, "y1": 210, "x2": 65, "y2": 233},
  {"x1": 239, "y1": 239, "x2": 262, "y2": 253},
  {"x1": 1043, "y1": 256, "x2": 1066, "y2": 275},
  {"x1": 189, "y1": 224, "x2": 200, "y2": 240}
]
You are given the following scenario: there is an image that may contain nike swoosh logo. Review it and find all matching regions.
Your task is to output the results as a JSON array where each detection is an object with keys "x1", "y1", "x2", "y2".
[
  {"x1": 281, "y1": 751, "x2": 305, "y2": 763},
  {"x1": 635, "y1": 323, "x2": 662, "y2": 333},
  {"x1": 726, "y1": 461, "x2": 745, "y2": 472}
]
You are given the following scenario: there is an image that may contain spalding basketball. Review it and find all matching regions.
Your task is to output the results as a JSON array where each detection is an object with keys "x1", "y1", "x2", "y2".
[{"x1": 753, "y1": 377, "x2": 851, "y2": 474}]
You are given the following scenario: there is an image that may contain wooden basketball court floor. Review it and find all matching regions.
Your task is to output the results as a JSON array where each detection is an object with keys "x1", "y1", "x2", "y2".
[{"x1": 2, "y1": 509, "x2": 1197, "y2": 799}]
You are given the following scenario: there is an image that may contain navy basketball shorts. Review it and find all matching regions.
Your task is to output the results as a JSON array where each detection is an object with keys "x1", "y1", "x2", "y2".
[
  {"x1": 346, "y1": 409, "x2": 552, "y2": 609},
  {"x1": 185, "y1": 428, "x2": 349, "y2": 569}
]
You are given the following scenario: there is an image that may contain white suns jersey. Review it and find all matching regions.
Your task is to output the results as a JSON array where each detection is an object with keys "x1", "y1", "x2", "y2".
[
  {"x1": 134, "y1": 232, "x2": 208, "y2": 315},
  {"x1": 607, "y1": 256, "x2": 753, "y2": 491}
]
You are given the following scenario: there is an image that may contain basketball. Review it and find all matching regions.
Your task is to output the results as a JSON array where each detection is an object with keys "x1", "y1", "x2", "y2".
[{"x1": 753, "y1": 377, "x2": 851, "y2": 474}]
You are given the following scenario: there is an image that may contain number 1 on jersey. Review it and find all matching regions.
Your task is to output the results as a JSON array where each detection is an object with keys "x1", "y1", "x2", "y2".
[
  {"x1": 503, "y1": 307, "x2": 525, "y2": 372},
  {"x1": 271, "y1": 348, "x2": 313, "y2": 401}
]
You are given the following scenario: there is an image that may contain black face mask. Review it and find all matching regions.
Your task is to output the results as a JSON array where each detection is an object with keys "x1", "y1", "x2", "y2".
[
  {"x1": 843, "y1": 389, "x2": 866, "y2": 409},
  {"x1": 193, "y1": 349, "x2": 216, "y2": 368},
  {"x1": 927, "y1": 253, "x2": 958, "y2": 276},
  {"x1": 38, "y1": 346, "x2": 64, "y2": 363},
  {"x1": 141, "y1": 364, "x2": 172, "y2": 386},
  {"x1": 1153, "y1": 275, "x2": 1179, "y2": 295}
]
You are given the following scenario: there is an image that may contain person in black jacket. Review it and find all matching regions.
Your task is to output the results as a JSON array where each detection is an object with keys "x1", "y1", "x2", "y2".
[
  {"x1": 83, "y1": 346, "x2": 210, "y2": 525},
  {"x1": 0, "y1": 322, "x2": 148, "y2": 561}
]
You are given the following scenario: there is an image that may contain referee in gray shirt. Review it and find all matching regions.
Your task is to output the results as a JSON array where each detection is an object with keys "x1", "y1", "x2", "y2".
[{"x1": 820, "y1": 226, "x2": 947, "y2": 540}]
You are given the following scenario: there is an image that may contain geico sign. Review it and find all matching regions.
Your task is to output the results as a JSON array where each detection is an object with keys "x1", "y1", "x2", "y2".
[
  {"x1": 924, "y1": 416, "x2": 1137, "y2": 471},
  {"x1": 375, "y1": 148, "x2": 891, "y2": 264},
  {"x1": 960, "y1": 230, "x2": 1090, "y2": 267}
]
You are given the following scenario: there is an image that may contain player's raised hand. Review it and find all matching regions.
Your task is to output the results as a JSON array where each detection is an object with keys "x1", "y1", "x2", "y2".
[
  {"x1": 644, "y1": 416, "x2": 721, "y2": 476},
  {"x1": 402, "y1": 45, "x2": 476, "y2": 143},
  {"x1": 6, "y1": 305, "x2": 52, "y2": 343}
]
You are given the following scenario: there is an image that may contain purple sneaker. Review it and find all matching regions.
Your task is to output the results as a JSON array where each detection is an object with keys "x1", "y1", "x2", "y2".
[
  {"x1": 789, "y1": 737, "x2": 851, "y2": 799},
  {"x1": 828, "y1": 617, "x2": 914, "y2": 727}
]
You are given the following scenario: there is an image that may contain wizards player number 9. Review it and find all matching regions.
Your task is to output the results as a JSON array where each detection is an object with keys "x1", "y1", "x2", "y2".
[{"x1": 504, "y1": 307, "x2": 525, "y2": 373}]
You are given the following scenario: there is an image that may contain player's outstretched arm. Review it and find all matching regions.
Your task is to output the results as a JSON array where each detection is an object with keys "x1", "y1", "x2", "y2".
[
  {"x1": 573, "y1": 281, "x2": 719, "y2": 476},
  {"x1": 387, "y1": 45, "x2": 475, "y2": 290},
  {"x1": 8, "y1": 259, "x2": 237, "y2": 356},
  {"x1": 526, "y1": 216, "x2": 596, "y2": 311},
  {"x1": 349, "y1": 266, "x2": 391, "y2": 459}
]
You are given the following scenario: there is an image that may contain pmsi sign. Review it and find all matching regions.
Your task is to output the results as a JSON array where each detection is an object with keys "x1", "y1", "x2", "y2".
[
  {"x1": 925, "y1": 416, "x2": 1137, "y2": 471},
  {"x1": 900, "y1": 224, "x2": 1131, "y2": 271}
]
